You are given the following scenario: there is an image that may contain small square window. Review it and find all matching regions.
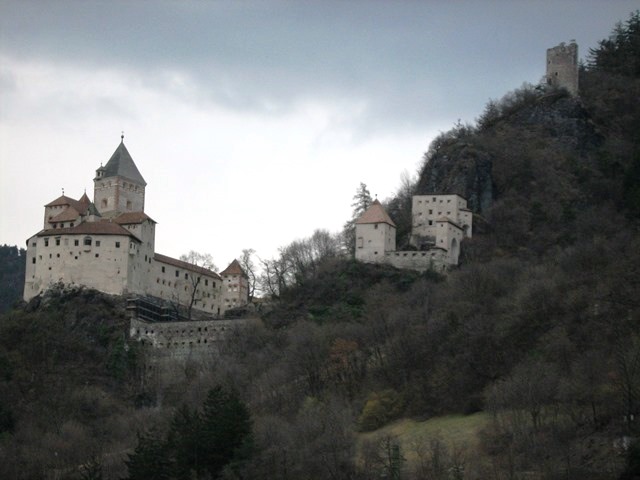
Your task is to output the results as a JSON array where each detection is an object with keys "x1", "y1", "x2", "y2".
[
  {"x1": 74, "y1": 240, "x2": 79, "y2": 246},
  {"x1": 96, "y1": 240, "x2": 101, "y2": 247},
  {"x1": 115, "y1": 241, "x2": 120, "y2": 248}
]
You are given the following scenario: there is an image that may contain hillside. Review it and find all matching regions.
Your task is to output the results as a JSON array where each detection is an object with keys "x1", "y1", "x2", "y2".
[{"x1": 0, "y1": 11, "x2": 639, "y2": 480}]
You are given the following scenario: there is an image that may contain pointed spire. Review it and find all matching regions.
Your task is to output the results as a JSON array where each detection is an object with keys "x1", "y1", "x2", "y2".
[{"x1": 121, "y1": 131, "x2": 124, "y2": 143}]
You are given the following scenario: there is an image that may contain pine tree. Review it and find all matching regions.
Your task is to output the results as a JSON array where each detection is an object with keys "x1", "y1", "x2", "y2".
[
  {"x1": 200, "y1": 386, "x2": 253, "y2": 478},
  {"x1": 342, "y1": 183, "x2": 373, "y2": 255},
  {"x1": 165, "y1": 404, "x2": 203, "y2": 479},
  {"x1": 125, "y1": 429, "x2": 172, "y2": 480}
]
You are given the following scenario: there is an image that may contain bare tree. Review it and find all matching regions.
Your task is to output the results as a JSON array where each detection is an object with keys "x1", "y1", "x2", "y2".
[
  {"x1": 179, "y1": 251, "x2": 217, "y2": 319},
  {"x1": 239, "y1": 248, "x2": 258, "y2": 301}
]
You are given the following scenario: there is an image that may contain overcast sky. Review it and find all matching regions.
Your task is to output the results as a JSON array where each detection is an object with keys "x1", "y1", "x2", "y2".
[{"x1": 1, "y1": 1, "x2": 637, "y2": 268}]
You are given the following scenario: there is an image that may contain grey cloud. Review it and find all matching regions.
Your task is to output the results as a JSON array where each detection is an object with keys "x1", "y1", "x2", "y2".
[{"x1": 1, "y1": 1, "x2": 637, "y2": 134}]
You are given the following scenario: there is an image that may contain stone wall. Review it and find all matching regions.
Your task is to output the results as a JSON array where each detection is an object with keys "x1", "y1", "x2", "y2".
[{"x1": 384, "y1": 250, "x2": 448, "y2": 272}]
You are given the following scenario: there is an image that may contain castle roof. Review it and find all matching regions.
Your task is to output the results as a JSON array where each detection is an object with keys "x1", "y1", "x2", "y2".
[
  {"x1": 220, "y1": 259, "x2": 247, "y2": 277},
  {"x1": 45, "y1": 195, "x2": 81, "y2": 208},
  {"x1": 45, "y1": 194, "x2": 95, "y2": 218},
  {"x1": 49, "y1": 206, "x2": 81, "y2": 223},
  {"x1": 113, "y1": 212, "x2": 156, "y2": 225},
  {"x1": 436, "y1": 217, "x2": 463, "y2": 229},
  {"x1": 355, "y1": 200, "x2": 396, "y2": 227},
  {"x1": 98, "y1": 140, "x2": 147, "y2": 186},
  {"x1": 154, "y1": 253, "x2": 222, "y2": 280},
  {"x1": 37, "y1": 220, "x2": 141, "y2": 240}
]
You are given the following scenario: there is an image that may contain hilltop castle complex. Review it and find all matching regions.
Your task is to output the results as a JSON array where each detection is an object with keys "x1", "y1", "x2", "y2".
[
  {"x1": 355, "y1": 195, "x2": 472, "y2": 271},
  {"x1": 23, "y1": 138, "x2": 249, "y2": 317}
]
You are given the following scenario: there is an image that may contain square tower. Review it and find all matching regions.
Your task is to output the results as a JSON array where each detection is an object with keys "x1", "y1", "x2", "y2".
[
  {"x1": 546, "y1": 42, "x2": 579, "y2": 96},
  {"x1": 94, "y1": 138, "x2": 147, "y2": 217}
]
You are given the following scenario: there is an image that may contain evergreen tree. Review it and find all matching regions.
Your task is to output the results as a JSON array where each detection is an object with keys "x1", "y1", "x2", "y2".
[
  {"x1": 125, "y1": 429, "x2": 172, "y2": 480},
  {"x1": 200, "y1": 386, "x2": 253, "y2": 477},
  {"x1": 165, "y1": 404, "x2": 204, "y2": 479},
  {"x1": 342, "y1": 183, "x2": 373, "y2": 255}
]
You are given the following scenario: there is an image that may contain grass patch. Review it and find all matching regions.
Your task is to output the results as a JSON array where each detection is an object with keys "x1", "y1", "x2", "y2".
[{"x1": 356, "y1": 412, "x2": 490, "y2": 466}]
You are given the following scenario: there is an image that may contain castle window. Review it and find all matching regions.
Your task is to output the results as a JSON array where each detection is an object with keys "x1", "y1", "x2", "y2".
[
  {"x1": 185, "y1": 273, "x2": 188, "y2": 279},
  {"x1": 428, "y1": 221, "x2": 433, "y2": 226},
  {"x1": 83, "y1": 237, "x2": 92, "y2": 246},
  {"x1": 101, "y1": 199, "x2": 107, "y2": 209},
  {"x1": 44, "y1": 239, "x2": 49, "y2": 247},
  {"x1": 55, "y1": 238, "x2": 60, "y2": 246},
  {"x1": 115, "y1": 241, "x2": 120, "y2": 248},
  {"x1": 205, "y1": 279, "x2": 208, "y2": 286},
  {"x1": 57, "y1": 253, "x2": 60, "y2": 258},
  {"x1": 162, "y1": 266, "x2": 165, "y2": 273},
  {"x1": 32, "y1": 258, "x2": 36, "y2": 264},
  {"x1": 429, "y1": 209, "x2": 432, "y2": 214},
  {"x1": 74, "y1": 240, "x2": 79, "y2": 246},
  {"x1": 96, "y1": 241, "x2": 101, "y2": 247},
  {"x1": 432, "y1": 197, "x2": 436, "y2": 202},
  {"x1": 374, "y1": 224, "x2": 378, "y2": 229},
  {"x1": 32, "y1": 242, "x2": 36, "y2": 247},
  {"x1": 95, "y1": 254, "x2": 99, "y2": 258},
  {"x1": 126, "y1": 200, "x2": 132, "y2": 210}
]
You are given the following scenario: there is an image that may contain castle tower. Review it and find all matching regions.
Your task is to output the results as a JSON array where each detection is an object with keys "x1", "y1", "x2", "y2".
[
  {"x1": 221, "y1": 259, "x2": 250, "y2": 311},
  {"x1": 94, "y1": 137, "x2": 147, "y2": 217},
  {"x1": 354, "y1": 200, "x2": 396, "y2": 263},
  {"x1": 546, "y1": 41, "x2": 579, "y2": 96}
]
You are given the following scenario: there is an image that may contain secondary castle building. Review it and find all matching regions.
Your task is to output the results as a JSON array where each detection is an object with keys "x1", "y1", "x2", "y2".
[
  {"x1": 24, "y1": 138, "x2": 248, "y2": 316},
  {"x1": 355, "y1": 195, "x2": 472, "y2": 271}
]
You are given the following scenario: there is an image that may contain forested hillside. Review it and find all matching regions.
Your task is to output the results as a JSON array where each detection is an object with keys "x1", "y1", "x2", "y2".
[
  {"x1": 0, "y1": 11, "x2": 639, "y2": 480},
  {"x1": 0, "y1": 245, "x2": 26, "y2": 312}
]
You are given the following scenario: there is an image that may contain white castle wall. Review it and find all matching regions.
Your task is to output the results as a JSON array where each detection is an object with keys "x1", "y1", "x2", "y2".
[{"x1": 24, "y1": 233, "x2": 134, "y2": 299}]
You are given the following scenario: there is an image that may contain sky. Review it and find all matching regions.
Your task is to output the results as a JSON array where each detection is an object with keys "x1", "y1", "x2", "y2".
[{"x1": 1, "y1": 1, "x2": 637, "y2": 269}]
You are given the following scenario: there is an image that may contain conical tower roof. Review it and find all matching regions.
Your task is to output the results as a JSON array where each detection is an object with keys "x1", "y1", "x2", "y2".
[
  {"x1": 355, "y1": 199, "x2": 396, "y2": 227},
  {"x1": 221, "y1": 259, "x2": 247, "y2": 277},
  {"x1": 100, "y1": 139, "x2": 146, "y2": 185}
]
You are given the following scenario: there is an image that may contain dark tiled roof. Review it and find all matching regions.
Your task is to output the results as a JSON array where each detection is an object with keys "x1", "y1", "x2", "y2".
[
  {"x1": 154, "y1": 253, "x2": 222, "y2": 280},
  {"x1": 36, "y1": 220, "x2": 141, "y2": 240},
  {"x1": 113, "y1": 212, "x2": 156, "y2": 225},
  {"x1": 49, "y1": 206, "x2": 81, "y2": 223},
  {"x1": 45, "y1": 195, "x2": 92, "y2": 216},
  {"x1": 220, "y1": 259, "x2": 247, "y2": 277},
  {"x1": 355, "y1": 200, "x2": 396, "y2": 227},
  {"x1": 45, "y1": 195, "x2": 79, "y2": 208},
  {"x1": 98, "y1": 141, "x2": 147, "y2": 185}
]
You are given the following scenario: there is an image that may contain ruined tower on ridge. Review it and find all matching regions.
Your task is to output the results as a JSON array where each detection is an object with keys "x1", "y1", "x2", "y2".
[{"x1": 546, "y1": 41, "x2": 579, "y2": 96}]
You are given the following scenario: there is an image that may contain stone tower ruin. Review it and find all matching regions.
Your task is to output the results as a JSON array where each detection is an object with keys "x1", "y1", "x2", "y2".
[{"x1": 546, "y1": 41, "x2": 579, "y2": 96}]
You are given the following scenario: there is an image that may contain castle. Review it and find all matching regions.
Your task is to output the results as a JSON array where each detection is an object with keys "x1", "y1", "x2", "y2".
[
  {"x1": 23, "y1": 137, "x2": 249, "y2": 317},
  {"x1": 546, "y1": 41, "x2": 579, "y2": 95},
  {"x1": 354, "y1": 194, "x2": 472, "y2": 271}
]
